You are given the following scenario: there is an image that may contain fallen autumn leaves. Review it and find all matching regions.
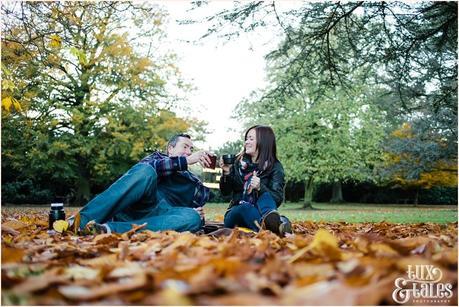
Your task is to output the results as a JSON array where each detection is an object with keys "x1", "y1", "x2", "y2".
[{"x1": 1, "y1": 208, "x2": 457, "y2": 305}]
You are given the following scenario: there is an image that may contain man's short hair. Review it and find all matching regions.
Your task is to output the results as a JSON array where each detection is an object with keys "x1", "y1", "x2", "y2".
[{"x1": 167, "y1": 133, "x2": 191, "y2": 149}]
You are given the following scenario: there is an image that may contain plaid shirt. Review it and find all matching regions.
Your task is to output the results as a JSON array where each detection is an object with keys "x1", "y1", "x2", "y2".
[{"x1": 139, "y1": 151, "x2": 209, "y2": 207}]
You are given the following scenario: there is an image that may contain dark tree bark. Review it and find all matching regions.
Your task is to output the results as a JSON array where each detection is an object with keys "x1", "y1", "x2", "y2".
[
  {"x1": 330, "y1": 181, "x2": 344, "y2": 203},
  {"x1": 414, "y1": 188, "x2": 419, "y2": 206},
  {"x1": 303, "y1": 177, "x2": 314, "y2": 209}
]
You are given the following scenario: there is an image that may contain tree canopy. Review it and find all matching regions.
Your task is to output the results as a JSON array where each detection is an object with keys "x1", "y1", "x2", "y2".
[
  {"x1": 235, "y1": 60, "x2": 387, "y2": 206},
  {"x1": 193, "y1": 1, "x2": 457, "y2": 195},
  {"x1": 1, "y1": 2, "x2": 202, "y2": 204}
]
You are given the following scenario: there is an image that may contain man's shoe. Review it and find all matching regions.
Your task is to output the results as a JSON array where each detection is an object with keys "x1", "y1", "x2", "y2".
[
  {"x1": 261, "y1": 210, "x2": 282, "y2": 236},
  {"x1": 279, "y1": 215, "x2": 293, "y2": 236},
  {"x1": 67, "y1": 215, "x2": 75, "y2": 227},
  {"x1": 82, "y1": 220, "x2": 108, "y2": 235}
]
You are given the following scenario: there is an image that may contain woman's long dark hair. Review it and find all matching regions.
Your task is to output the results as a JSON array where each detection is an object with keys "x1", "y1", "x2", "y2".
[{"x1": 238, "y1": 125, "x2": 278, "y2": 172}]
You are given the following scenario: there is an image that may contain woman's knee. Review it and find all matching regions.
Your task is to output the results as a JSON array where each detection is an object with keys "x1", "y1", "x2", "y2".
[
  {"x1": 223, "y1": 205, "x2": 248, "y2": 227},
  {"x1": 223, "y1": 208, "x2": 237, "y2": 227}
]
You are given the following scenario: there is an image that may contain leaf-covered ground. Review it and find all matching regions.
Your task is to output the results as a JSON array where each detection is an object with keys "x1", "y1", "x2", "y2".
[{"x1": 2, "y1": 207, "x2": 457, "y2": 305}]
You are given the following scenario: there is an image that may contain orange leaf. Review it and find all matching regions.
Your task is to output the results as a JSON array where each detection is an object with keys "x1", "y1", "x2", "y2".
[
  {"x1": 289, "y1": 229, "x2": 342, "y2": 263},
  {"x1": 1, "y1": 247, "x2": 24, "y2": 263},
  {"x1": 2, "y1": 219, "x2": 28, "y2": 230},
  {"x1": 78, "y1": 254, "x2": 119, "y2": 268},
  {"x1": 58, "y1": 274, "x2": 146, "y2": 300}
]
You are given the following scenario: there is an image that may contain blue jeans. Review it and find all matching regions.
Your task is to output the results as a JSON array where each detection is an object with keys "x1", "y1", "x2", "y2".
[
  {"x1": 79, "y1": 163, "x2": 202, "y2": 233},
  {"x1": 224, "y1": 192, "x2": 277, "y2": 231}
]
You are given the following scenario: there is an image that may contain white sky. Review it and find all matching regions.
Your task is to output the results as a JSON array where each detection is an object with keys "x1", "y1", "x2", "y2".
[{"x1": 159, "y1": 1, "x2": 282, "y2": 150}]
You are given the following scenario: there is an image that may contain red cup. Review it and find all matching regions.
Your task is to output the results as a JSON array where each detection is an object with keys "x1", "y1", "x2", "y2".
[{"x1": 208, "y1": 154, "x2": 217, "y2": 169}]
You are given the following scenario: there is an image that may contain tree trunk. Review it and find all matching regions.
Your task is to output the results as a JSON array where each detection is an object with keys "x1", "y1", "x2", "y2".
[
  {"x1": 330, "y1": 181, "x2": 344, "y2": 203},
  {"x1": 414, "y1": 188, "x2": 419, "y2": 206},
  {"x1": 74, "y1": 176, "x2": 91, "y2": 206},
  {"x1": 303, "y1": 177, "x2": 314, "y2": 209},
  {"x1": 74, "y1": 156, "x2": 91, "y2": 206}
]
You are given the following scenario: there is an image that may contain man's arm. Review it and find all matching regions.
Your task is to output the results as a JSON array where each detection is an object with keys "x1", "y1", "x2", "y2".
[
  {"x1": 152, "y1": 156, "x2": 188, "y2": 177},
  {"x1": 141, "y1": 151, "x2": 211, "y2": 177}
]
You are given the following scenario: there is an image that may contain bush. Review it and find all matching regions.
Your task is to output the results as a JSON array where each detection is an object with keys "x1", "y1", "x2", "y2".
[
  {"x1": 285, "y1": 180, "x2": 458, "y2": 205},
  {"x1": 2, "y1": 179, "x2": 54, "y2": 204},
  {"x1": 419, "y1": 187, "x2": 458, "y2": 205}
]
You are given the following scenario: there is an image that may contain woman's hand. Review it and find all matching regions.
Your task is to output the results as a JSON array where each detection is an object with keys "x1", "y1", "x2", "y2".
[
  {"x1": 250, "y1": 171, "x2": 260, "y2": 191},
  {"x1": 219, "y1": 157, "x2": 231, "y2": 175}
]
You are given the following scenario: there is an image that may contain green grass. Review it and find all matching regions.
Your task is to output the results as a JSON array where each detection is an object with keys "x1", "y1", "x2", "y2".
[{"x1": 204, "y1": 202, "x2": 458, "y2": 224}]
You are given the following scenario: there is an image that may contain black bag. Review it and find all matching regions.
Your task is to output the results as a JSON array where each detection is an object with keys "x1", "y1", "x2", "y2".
[{"x1": 202, "y1": 222, "x2": 225, "y2": 234}]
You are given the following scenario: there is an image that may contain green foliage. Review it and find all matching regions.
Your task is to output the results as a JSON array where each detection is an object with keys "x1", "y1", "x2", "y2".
[
  {"x1": 197, "y1": 1, "x2": 457, "y2": 188},
  {"x1": 418, "y1": 187, "x2": 458, "y2": 205},
  {"x1": 197, "y1": 2, "x2": 456, "y2": 109},
  {"x1": 235, "y1": 69, "x2": 387, "y2": 186},
  {"x1": 310, "y1": 181, "x2": 457, "y2": 205},
  {"x1": 215, "y1": 139, "x2": 244, "y2": 157},
  {"x1": 1, "y1": 2, "x2": 200, "y2": 204},
  {"x1": 382, "y1": 123, "x2": 458, "y2": 192},
  {"x1": 2, "y1": 180, "x2": 53, "y2": 204}
]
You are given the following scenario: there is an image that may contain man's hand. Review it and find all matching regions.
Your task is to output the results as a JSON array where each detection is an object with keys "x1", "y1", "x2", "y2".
[
  {"x1": 186, "y1": 151, "x2": 212, "y2": 168},
  {"x1": 194, "y1": 207, "x2": 205, "y2": 220}
]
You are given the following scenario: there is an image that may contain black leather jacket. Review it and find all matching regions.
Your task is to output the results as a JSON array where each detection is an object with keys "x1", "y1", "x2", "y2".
[{"x1": 219, "y1": 158, "x2": 285, "y2": 208}]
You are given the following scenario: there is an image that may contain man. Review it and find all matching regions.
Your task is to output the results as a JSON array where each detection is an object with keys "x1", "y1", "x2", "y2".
[{"x1": 76, "y1": 133, "x2": 213, "y2": 234}]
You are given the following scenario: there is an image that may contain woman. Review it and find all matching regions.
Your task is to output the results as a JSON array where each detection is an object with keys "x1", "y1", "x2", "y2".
[{"x1": 219, "y1": 125, "x2": 292, "y2": 236}]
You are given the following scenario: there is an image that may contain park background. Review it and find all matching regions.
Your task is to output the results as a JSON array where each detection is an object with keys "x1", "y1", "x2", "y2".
[
  {"x1": 1, "y1": 2, "x2": 458, "y2": 306},
  {"x1": 1, "y1": 1, "x2": 457, "y2": 222}
]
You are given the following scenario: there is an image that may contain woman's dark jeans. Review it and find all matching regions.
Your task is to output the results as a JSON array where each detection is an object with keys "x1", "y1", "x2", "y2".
[{"x1": 224, "y1": 192, "x2": 278, "y2": 231}]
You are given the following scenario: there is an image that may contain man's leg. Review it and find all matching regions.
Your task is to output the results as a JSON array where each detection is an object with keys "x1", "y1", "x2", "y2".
[
  {"x1": 106, "y1": 205, "x2": 203, "y2": 233},
  {"x1": 79, "y1": 163, "x2": 157, "y2": 229},
  {"x1": 224, "y1": 203, "x2": 261, "y2": 231}
]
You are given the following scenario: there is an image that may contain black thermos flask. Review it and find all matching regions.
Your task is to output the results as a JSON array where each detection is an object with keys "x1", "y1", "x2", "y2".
[{"x1": 49, "y1": 202, "x2": 66, "y2": 230}]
